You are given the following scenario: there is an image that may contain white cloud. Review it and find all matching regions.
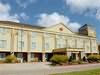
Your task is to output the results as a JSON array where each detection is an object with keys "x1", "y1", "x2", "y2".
[
  {"x1": 68, "y1": 22, "x2": 81, "y2": 32},
  {"x1": 36, "y1": 12, "x2": 81, "y2": 32},
  {"x1": 0, "y1": 2, "x2": 20, "y2": 22},
  {"x1": 65, "y1": 0, "x2": 100, "y2": 20},
  {"x1": 0, "y1": 14, "x2": 19, "y2": 22},
  {"x1": 16, "y1": 0, "x2": 36, "y2": 8},
  {"x1": 20, "y1": 12, "x2": 29, "y2": 20},
  {"x1": 37, "y1": 12, "x2": 69, "y2": 26},
  {"x1": 0, "y1": 3, "x2": 10, "y2": 13},
  {"x1": 96, "y1": 10, "x2": 100, "y2": 20}
]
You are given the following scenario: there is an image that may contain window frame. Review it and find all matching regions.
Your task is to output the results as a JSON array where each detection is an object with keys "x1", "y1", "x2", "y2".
[{"x1": 0, "y1": 40, "x2": 7, "y2": 48}]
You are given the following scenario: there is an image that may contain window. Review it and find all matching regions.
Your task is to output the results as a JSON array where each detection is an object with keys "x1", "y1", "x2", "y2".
[
  {"x1": 87, "y1": 46, "x2": 90, "y2": 50},
  {"x1": 67, "y1": 38, "x2": 75, "y2": 48},
  {"x1": 56, "y1": 39, "x2": 60, "y2": 48},
  {"x1": 17, "y1": 53, "x2": 23, "y2": 58},
  {"x1": 18, "y1": 41, "x2": 24, "y2": 49},
  {"x1": 0, "y1": 40, "x2": 7, "y2": 48},
  {"x1": 32, "y1": 32, "x2": 37, "y2": 38},
  {"x1": 44, "y1": 33, "x2": 51, "y2": 38},
  {"x1": 0, "y1": 53, "x2": 5, "y2": 58},
  {"x1": 31, "y1": 42, "x2": 36, "y2": 49},
  {"x1": 57, "y1": 44, "x2": 61, "y2": 48},
  {"x1": 45, "y1": 42, "x2": 49, "y2": 50},
  {"x1": 0, "y1": 28, "x2": 8, "y2": 33},
  {"x1": 31, "y1": 53, "x2": 34, "y2": 58},
  {"x1": 18, "y1": 30, "x2": 24, "y2": 37}
]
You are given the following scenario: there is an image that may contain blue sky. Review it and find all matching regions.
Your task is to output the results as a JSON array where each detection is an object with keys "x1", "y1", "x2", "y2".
[{"x1": 0, "y1": 0, "x2": 100, "y2": 41}]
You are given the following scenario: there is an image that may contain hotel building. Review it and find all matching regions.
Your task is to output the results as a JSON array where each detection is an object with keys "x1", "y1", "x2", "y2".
[{"x1": 0, "y1": 21, "x2": 98, "y2": 62}]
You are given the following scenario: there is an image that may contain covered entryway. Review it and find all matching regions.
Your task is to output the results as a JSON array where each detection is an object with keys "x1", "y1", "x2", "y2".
[
  {"x1": 53, "y1": 48, "x2": 84, "y2": 60},
  {"x1": 53, "y1": 48, "x2": 67, "y2": 55},
  {"x1": 71, "y1": 52, "x2": 81, "y2": 60}
]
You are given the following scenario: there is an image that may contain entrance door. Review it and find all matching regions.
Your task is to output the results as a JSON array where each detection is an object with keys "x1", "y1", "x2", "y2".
[
  {"x1": 71, "y1": 53, "x2": 76, "y2": 60},
  {"x1": 78, "y1": 52, "x2": 81, "y2": 60}
]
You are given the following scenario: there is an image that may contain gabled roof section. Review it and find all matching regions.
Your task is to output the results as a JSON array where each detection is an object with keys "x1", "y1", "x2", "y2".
[{"x1": 43, "y1": 23, "x2": 74, "y2": 34}]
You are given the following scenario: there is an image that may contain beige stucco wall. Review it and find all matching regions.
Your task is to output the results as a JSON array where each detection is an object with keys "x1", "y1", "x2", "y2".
[{"x1": 0, "y1": 23, "x2": 98, "y2": 54}]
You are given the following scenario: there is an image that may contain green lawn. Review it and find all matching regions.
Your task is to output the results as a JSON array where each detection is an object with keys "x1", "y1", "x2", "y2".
[{"x1": 52, "y1": 68, "x2": 100, "y2": 75}]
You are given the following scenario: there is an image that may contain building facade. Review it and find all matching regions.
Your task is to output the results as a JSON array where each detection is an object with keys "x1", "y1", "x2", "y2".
[{"x1": 0, "y1": 21, "x2": 98, "y2": 62}]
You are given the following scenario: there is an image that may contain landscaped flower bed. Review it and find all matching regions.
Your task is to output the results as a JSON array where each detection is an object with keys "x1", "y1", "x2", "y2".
[{"x1": 50, "y1": 54, "x2": 100, "y2": 66}]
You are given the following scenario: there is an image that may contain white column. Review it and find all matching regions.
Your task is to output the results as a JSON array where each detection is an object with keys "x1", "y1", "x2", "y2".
[
  {"x1": 27, "y1": 53, "x2": 31, "y2": 62},
  {"x1": 81, "y1": 51, "x2": 85, "y2": 59},
  {"x1": 67, "y1": 52, "x2": 71, "y2": 58},
  {"x1": 76, "y1": 53, "x2": 79, "y2": 60},
  {"x1": 42, "y1": 53, "x2": 46, "y2": 62}
]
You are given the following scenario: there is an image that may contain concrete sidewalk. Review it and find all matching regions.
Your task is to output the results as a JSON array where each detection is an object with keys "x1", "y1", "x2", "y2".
[{"x1": 0, "y1": 63, "x2": 100, "y2": 75}]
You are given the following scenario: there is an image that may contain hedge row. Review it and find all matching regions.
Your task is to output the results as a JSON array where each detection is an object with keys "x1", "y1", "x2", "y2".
[
  {"x1": 87, "y1": 55, "x2": 100, "y2": 63},
  {"x1": 50, "y1": 54, "x2": 100, "y2": 65}
]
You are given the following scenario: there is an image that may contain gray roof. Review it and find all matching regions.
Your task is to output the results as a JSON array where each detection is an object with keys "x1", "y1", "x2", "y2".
[{"x1": 0, "y1": 21, "x2": 45, "y2": 29}]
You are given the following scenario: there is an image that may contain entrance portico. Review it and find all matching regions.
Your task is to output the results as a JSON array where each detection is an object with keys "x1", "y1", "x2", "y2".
[{"x1": 53, "y1": 48, "x2": 84, "y2": 60}]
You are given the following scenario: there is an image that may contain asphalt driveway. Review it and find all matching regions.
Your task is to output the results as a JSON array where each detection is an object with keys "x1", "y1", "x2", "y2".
[{"x1": 0, "y1": 62, "x2": 100, "y2": 75}]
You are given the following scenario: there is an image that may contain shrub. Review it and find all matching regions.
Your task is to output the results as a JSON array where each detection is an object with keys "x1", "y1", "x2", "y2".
[
  {"x1": 50, "y1": 55, "x2": 68, "y2": 65},
  {"x1": 5, "y1": 55, "x2": 18, "y2": 63},
  {"x1": 30, "y1": 57, "x2": 39, "y2": 62},
  {"x1": 87, "y1": 55, "x2": 100, "y2": 63},
  {"x1": 0, "y1": 60, "x2": 4, "y2": 63},
  {"x1": 77, "y1": 60, "x2": 83, "y2": 64},
  {"x1": 71, "y1": 60, "x2": 83, "y2": 64}
]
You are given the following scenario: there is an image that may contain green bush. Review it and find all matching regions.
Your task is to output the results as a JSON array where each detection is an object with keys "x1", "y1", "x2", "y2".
[
  {"x1": 87, "y1": 55, "x2": 100, "y2": 63},
  {"x1": 71, "y1": 60, "x2": 83, "y2": 64},
  {"x1": 50, "y1": 55, "x2": 68, "y2": 65},
  {"x1": 5, "y1": 55, "x2": 18, "y2": 63},
  {"x1": 0, "y1": 60, "x2": 4, "y2": 63},
  {"x1": 30, "y1": 57, "x2": 39, "y2": 62}
]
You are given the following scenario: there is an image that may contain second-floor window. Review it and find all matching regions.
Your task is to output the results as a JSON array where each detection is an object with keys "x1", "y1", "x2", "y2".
[
  {"x1": 0, "y1": 28, "x2": 8, "y2": 33},
  {"x1": 31, "y1": 42, "x2": 36, "y2": 49},
  {"x1": 18, "y1": 30, "x2": 24, "y2": 37},
  {"x1": 57, "y1": 44, "x2": 61, "y2": 48},
  {"x1": 45, "y1": 42, "x2": 50, "y2": 50},
  {"x1": 0, "y1": 40, "x2": 7, "y2": 48},
  {"x1": 18, "y1": 41, "x2": 24, "y2": 49},
  {"x1": 32, "y1": 32, "x2": 37, "y2": 38},
  {"x1": 0, "y1": 53, "x2": 5, "y2": 58}
]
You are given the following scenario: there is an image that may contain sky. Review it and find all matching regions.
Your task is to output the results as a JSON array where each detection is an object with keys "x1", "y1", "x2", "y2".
[{"x1": 0, "y1": 0, "x2": 100, "y2": 41}]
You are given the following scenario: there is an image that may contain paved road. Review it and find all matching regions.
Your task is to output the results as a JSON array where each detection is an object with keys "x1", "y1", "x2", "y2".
[{"x1": 0, "y1": 63, "x2": 100, "y2": 75}]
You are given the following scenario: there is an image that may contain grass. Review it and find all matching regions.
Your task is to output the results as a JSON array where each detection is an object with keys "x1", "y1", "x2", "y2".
[{"x1": 52, "y1": 68, "x2": 100, "y2": 75}]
